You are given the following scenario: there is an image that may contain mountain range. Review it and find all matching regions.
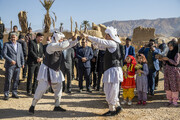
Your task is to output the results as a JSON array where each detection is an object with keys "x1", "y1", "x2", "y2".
[
  {"x1": 4, "y1": 17, "x2": 180, "y2": 38},
  {"x1": 102, "y1": 17, "x2": 180, "y2": 37}
]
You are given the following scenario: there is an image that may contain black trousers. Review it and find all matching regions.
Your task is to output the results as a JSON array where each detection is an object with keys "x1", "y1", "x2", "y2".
[
  {"x1": 27, "y1": 64, "x2": 40, "y2": 94},
  {"x1": 90, "y1": 69, "x2": 97, "y2": 88},
  {"x1": 155, "y1": 70, "x2": 159, "y2": 87},
  {"x1": 74, "y1": 59, "x2": 79, "y2": 80},
  {"x1": 4, "y1": 65, "x2": 20, "y2": 96},
  {"x1": 78, "y1": 66, "x2": 91, "y2": 90},
  {"x1": 62, "y1": 67, "x2": 72, "y2": 91},
  {"x1": 22, "y1": 59, "x2": 28, "y2": 78},
  {"x1": 72, "y1": 59, "x2": 75, "y2": 79},
  {"x1": 97, "y1": 71, "x2": 103, "y2": 90}
]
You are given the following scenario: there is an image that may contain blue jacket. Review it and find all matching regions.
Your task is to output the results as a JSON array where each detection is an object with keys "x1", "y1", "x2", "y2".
[
  {"x1": 124, "y1": 45, "x2": 135, "y2": 57},
  {"x1": 77, "y1": 46, "x2": 93, "y2": 68},
  {"x1": 3, "y1": 41, "x2": 24, "y2": 68},
  {"x1": 138, "y1": 47, "x2": 161, "y2": 71}
]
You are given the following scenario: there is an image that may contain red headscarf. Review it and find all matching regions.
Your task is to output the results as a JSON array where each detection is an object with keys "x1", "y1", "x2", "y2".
[{"x1": 127, "y1": 55, "x2": 137, "y2": 66}]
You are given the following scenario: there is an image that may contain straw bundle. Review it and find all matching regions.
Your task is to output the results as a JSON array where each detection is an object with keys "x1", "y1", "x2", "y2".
[{"x1": 18, "y1": 11, "x2": 28, "y2": 33}]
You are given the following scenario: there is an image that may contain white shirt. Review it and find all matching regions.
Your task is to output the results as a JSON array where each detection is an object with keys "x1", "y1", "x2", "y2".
[
  {"x1": 125, "y1": 45, "x2": 130, "y2": 59},
  {"x1": 37, "y1": 43, "x2": 40, "y2": 52},
  {"x1": 88, "y1": 36, "x2": 117, "y2": 53},
  {"x1": 37, "y1": 39, "x2": 78, "y2": 83},
  {"x1": 88, "y1": 36, "x2": 123, "y2": 83},
  {"x1": 12, "y1": 42, "x2": 18, "y2": 52},
  {"x1": 46, "y1": 39, "x2": 78, "y2": 54}
]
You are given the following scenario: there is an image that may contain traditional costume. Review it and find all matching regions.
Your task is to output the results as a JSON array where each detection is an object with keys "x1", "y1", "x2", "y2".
[
  {"x1": 28, "y1": 32, "x2": 78, "y2": 114},
  {"x1": 121, "y1": 55, "x2": 136, "y2": 105},
  {"x1": 85, "y1": 26, "x2": 123, "y2": 116}
]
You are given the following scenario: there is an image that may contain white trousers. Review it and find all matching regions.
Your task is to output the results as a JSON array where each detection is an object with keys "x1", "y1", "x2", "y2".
[
  {"x1": 32, "y1": 80, "x2": 62, "y2": 107},
  {"x1": 104, "y1": 82, "x2": 120, "y2": 111}
]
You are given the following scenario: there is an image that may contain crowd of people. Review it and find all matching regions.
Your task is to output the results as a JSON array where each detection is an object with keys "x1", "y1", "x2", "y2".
[{"x1": 0, "y1": 19, "x2": 179, "y2": 116}]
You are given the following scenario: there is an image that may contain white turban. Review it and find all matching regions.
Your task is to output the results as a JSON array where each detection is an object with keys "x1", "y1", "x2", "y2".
[
  {"x1": 51, "y1": 31, "x2": 65, "y2": 43},
  {"x1": 105, "y1": 26, "x2": 121, "y2": 44}
]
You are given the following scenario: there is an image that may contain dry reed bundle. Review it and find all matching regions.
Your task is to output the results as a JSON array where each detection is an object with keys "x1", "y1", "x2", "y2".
[
  {"x1": 40, "y1": 0, "x2": 56, "y2": 33},
  {"x1": 18, "y1": 11, "x2": 28, "y2": 33}
]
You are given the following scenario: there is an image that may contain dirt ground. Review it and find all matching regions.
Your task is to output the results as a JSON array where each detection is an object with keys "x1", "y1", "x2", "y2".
[{"x1": 0, "y1": 59, "x2": 180, "y2": 120}]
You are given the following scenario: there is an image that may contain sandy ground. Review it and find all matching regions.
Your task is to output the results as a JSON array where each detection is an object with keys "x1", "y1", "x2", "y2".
[{"x1": 0, "y1": 59, "x2": 180, "y2": 120}]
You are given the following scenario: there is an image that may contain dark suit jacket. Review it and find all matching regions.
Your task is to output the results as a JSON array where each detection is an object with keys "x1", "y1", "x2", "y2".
[
  {"x1": 17, "y1": 39, "x2": 27, "y2": 58},
  {"x1": 3, "y1": 41, "x2": 24, "y2": 68},
  {"x1": 91, "y1": 49, "x2": 98, "y2": 71},
  {"x1": 76, "y1": 46, "x2": 93, "y2": 68},
  {"x1": 124, "y1": 45, "x2": 135, "y2": 57},
  {"x1": 62, "y1": 48, "x2": 75, "y2": 69},
  {"x1": 27, "y1": 39, "x2": 43, "y2": 65}
]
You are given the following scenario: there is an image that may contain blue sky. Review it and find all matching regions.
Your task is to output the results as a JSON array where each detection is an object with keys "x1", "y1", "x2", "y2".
[{"x1": 0, "y1": 0, "x2": 180, "y2": 31}]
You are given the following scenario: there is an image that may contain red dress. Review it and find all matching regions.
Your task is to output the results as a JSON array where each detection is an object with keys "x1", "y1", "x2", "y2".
[{"x1": 122, "y1": 55, "x2": 136, "y2": 89}]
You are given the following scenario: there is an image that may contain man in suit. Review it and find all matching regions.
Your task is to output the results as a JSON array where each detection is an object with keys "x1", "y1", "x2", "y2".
[
  {"x1": 77, "y1": 38, "x2": 93, "y2": 92},
  {"x1": 25, "y1": 27, "x2": 36, "y2": 46},
  {"x1": 72, "y1": 43, "x2": 81, "y2": 80},
  {"x1": 96, "y1": 50, "x2": 105, "y2": 91},
  {"x1": 90, "y1": 44, "x2": 98, "y2": 89},
  {"x1": 138, "y1": 39, "x2": 161, "y2": 95},
  {"x1": 17, "y1": 35, "x2": 28, "y2": 81},
  {"x1": 3, "y1": 33, "x2": 24, "y2": 100},
  {"x1": 124, "y1": 37, "x2": 135, "y2": 59},
  {"x1": 61, "y1": 47, "x2": 75, "y2": 93},
  {"x1": 27, "y1": 33, "x2": 44, "y2": 95}
]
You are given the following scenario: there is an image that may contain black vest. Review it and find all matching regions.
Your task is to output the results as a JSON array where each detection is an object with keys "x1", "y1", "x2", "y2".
[
  {"x1": 103, "y1": 43, "x2": 121, "y2": 71},
  {"x1": 43, "y1": 51, "x2": 63, "y2": 71}
]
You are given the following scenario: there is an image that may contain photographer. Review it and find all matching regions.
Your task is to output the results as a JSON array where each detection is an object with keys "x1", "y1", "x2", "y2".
[{"x1": 138, "y1": 39, "x2": 161, "y2": 96}]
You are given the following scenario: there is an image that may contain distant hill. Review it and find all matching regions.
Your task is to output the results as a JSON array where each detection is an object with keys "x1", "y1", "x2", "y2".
[{"x1": 102, "y1": 17, "x2": 180, "y2": 37}]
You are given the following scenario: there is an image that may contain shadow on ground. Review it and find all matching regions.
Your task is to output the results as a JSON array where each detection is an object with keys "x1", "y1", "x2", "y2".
[{"x1": 0, "y1": 108, "x2": 100, "y2": 119}]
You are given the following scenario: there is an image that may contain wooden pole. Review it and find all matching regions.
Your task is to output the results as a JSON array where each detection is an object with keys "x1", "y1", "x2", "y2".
[
  {"x1": 70, "y1": 16, "x2": 73, "y2": 33},
  {"x1": 10, "y1": 21, "x2": 12, "y2": 32}
]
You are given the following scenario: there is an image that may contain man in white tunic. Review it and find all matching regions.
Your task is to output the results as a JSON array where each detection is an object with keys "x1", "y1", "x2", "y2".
[
  {"x1": 81, "y1": 26, "x2": 123, "y2": 116},
  {"x1": 28, "y1": 31, "x2": 79, "y2": 114}
]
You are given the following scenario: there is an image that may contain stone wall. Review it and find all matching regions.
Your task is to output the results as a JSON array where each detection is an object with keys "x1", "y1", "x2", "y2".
[{"x1": 132, "y1": 26, "x2": 155, "y2": 42}]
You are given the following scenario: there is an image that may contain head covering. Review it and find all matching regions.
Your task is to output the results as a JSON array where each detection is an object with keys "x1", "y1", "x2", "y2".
[
  {"x1": 51, "y1": 31, "x2": 65, "y2": 43},
  {"x1": 105, "y1": 26, "x2": 121, "y2": 44},
  {"x1": 137, "y1": 53, "x2": 147, "y2": 64},
  {"x1": 167, "y1": 41, "x2": 178, "y2": 61},
  {"x1": 127, "y1": 55, "x2": 137, "y2": 65}
]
